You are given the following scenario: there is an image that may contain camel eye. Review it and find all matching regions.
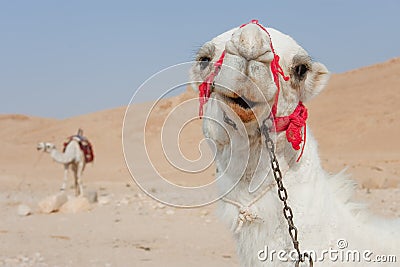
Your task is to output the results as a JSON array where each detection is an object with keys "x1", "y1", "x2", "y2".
[
  {"x1": 199, "y1": 56, "x2": 211, "y2": 70},
  {"x1": 294, "y1": 64, "x2": 308, "y2": 78}
]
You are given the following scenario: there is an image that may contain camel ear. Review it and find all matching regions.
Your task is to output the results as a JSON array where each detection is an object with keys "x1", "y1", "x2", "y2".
[{"x1": 301, "y1": 62, "x2": 330, "y2": 102}]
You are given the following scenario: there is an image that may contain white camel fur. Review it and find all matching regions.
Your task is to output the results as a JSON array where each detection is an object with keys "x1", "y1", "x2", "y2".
[
  {"x1": 190, "y1": 22, "x2": 399, "y2": 266},
  {"x1": 37, "y1": 139, "x2": 85, "y2": 196}
]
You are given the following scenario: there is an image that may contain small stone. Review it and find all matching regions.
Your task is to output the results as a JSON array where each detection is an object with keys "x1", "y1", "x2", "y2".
[
  {"x1": 60, "y1": 196, "x2": 91, "y2": 213},
  {"x1": 34, "y1": 252, "x2": 43, "y2": 262},
  {"x1": 137, "y1": 193, "x2": 145, "y2": 200},
  {"x1": 200, "y1": 210, "x2": 209, "y2": 216},
  {"x1": 98, "y1": 195, "x2": 112, "y2": 206},
  {"x1": 21, "y1": 256, "x2": 29, "y2": 262},
  {"x1": 84, "y1": 190, "x2": 98, "y2": 203},
  {"x1": 17, "y1": 204, "x2": 31, "y2": 216},
  {"x1": 38, "y1": 192, "x2": 68, "y2": 213},
  {"x1": 154, "y1": 203, "x2": 166, "y2": 209},
  {"x1": 166, "y1": 209, "x2": 175, "y2": 215},
  {"x1": 119, "y1": 196, "x2": 131, "y2": 205}
]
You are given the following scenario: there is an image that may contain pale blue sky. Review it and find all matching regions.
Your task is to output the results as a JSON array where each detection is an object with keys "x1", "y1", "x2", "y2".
[{"x1": 0, "y1": 1, "x2": 399, "y2": 118}]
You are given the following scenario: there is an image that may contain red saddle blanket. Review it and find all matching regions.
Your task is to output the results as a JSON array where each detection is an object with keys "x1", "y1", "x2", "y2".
[{"x1": 63, "y1": 135, "x2": 95, "y2": 163}]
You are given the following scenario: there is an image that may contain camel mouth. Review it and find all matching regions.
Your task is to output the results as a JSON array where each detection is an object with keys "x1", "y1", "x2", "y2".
[
  {"x1": 220, "y1": 93, "x2": 258, "y2": 110},
  {"x1": 218, "y1": 93, "x2": 258, "y2": 123}
]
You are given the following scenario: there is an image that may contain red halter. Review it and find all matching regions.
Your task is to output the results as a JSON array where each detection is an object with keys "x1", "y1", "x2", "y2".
[
  {"x1": 198, "y1": 50, "x2": 225, "y2": 117},
  {"x1": 198, "y1": 20, "x2": 307, "y2": 161}
]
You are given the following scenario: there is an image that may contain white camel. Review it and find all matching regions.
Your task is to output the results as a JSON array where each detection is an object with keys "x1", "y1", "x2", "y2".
[
  {"x1": 190, "y1": 20, "x2": 399, "y2": 266},
  {"x1": 37, "y1": 138, "x2": 85, "y2": 196}
]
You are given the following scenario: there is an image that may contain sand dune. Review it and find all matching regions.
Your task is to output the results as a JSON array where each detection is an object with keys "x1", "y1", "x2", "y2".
[{"x1": 308, "y1": 57, "x2": 400, "y2": 188}]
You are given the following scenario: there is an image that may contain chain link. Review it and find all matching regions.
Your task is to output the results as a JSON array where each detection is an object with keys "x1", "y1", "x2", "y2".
[{"x1": 261, "y1": 118, "x2": 313, "y2": 267}]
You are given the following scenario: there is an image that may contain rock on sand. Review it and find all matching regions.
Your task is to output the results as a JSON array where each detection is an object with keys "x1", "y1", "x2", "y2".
[
  {"x1": 38, "y1": 192, "x2": 68, "y2": 214},
  {"x1": 17, "y1": 204, "x2": 32, "y2": 216},
  {"x1": 60, "y1": 196, "x2": 91, "y2": 213}
]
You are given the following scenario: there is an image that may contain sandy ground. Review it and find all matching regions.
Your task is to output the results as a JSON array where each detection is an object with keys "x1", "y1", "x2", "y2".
[{"x1": 0, "y1": 58, "x2": 399, "y2": 266}]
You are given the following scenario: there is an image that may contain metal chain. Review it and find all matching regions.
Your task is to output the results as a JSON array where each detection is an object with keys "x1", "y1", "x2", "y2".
[{"x1": 261, "y1": 118, "x2": 313, "y2": 267}]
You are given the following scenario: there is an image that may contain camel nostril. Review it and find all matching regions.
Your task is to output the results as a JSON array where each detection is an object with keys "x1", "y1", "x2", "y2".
[
  {"x1": 256, "y1": 50, "x2": 274, "y2": 63},
  {"x1": 236, "y1": 24, "x2": 271, "y2": 61}
]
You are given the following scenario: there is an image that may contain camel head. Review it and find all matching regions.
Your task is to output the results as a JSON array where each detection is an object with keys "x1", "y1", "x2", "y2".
[
  {"x1": 37, "y1": 142, "x2": 56, "y2": 153},
  {"x1": 190, "y1": 21, "x2": 330, "y2": 142}
]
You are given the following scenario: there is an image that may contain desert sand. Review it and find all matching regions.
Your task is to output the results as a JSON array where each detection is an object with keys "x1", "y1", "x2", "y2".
[{"x1": 0, "y1": 58, "x2": 399, "y2": 266}]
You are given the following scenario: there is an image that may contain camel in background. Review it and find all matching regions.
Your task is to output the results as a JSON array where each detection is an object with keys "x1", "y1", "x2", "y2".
[{"x1": 37, "y1": 129, "x2": 94, "y2": 196}]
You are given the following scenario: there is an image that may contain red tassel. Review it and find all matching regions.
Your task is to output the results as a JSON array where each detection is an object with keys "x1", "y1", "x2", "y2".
[
  {"x1": 273, "y1": 102, "x2": 308, "y2": 161},
  {"x1": 198, "y1": 51, "x2": 225, "y2": 117}
]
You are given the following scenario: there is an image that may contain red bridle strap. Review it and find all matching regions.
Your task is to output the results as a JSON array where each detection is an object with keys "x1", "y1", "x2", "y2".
[{"x1": 198, "y1": 51, "x2": 226, "y2": 117}]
